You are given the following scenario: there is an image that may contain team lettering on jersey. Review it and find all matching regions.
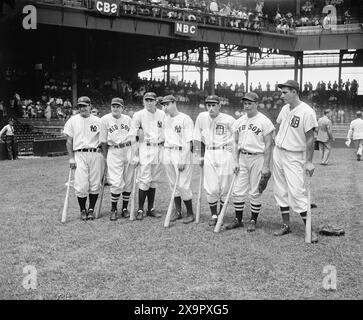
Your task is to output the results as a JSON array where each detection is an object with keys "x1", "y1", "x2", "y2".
[
  {"x1": 174, "y1": 125, "x2": 182, "y2": 133},
  {"x1": 157, "y1": 121, "x2": 163, "y2": 128},
  {"x1": 90, "y1": 125, "x2": 98, "y2": 132},
  {"x1": 237, "y1": 123, "x2": 262, "y2": 135},
  {"x1": 216, "y1": 124, "x2": 225, "y2": 135},
  {"x1": 290, "y1": 115, "x2": 300, "y2": 128},
  {"x1": 108, "y1": 123, "x2": 130, "y2": 134}
]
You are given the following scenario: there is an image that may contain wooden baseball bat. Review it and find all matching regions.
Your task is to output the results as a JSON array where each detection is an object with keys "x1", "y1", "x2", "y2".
[
  {"x1": 195, "y1": 167, "x2": 203, "y2": 224},
  {"x1": 61, "y1": 168, "x2": 73, "y2": 223},
  {"x1": 95, "y1": 166, "x2": 107, "y2": 219},
  {"x1": 214, "y1": 174, "x2": 237, "y2": 233},
  {"x1": 164, "y1": 170, "x2": 180, "y2": 228},
  {"x1": 305, "y1": 177, "x2": 312, "y2": 243},
  {"x1": 129, "y1": 167, "x2": 138, "y2": 221}
]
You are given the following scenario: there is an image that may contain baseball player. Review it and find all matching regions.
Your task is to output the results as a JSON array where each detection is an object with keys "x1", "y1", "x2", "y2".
[
  {"x1": 346, "y1": 110, "x2": 363, "y2": 161},
  {"x1": 161, "y1": 95, "x2": 194, "y2": 224},
  {"x1": 129, "y1": 92, "x2": 165, "y2": 220},
  {"x1": 63, "y1": 96, "x2": 105, "y2": 221},
  {"x1": 272, "y1": 80, "x2": 318, "y2": 243},
  {"x1": 100, "y1": 98, "x2": 138, "y2": 221},
  {"x1": 0, "y1": 118, "x2": 17, "y2": 160},
  {"x1": 227, "y1": 92, "x2": 274, "y2": 232},
  {"x1": 193, "y1": 95, "x2": 236, "y2": 227}
]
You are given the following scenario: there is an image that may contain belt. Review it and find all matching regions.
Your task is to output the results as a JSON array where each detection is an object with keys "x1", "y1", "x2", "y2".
[
  {"x1": 164, "y1": 145, "x2": 183, "y2": 151},
  {"x1": 206, "y1": 145, "x2": 229, "y2": 150},
  {"x1": 145, "y1": 141, "x2": 164, "y2": 147},
  {"x1": 240, "y1": 149, "x2": 258, "y2": 156},
  {"x1": 109, "y1": 141, "x2": 132, "y2": 149},
  {"x1": 76, "y1": 148, "x2": 98, "y2": 152}
]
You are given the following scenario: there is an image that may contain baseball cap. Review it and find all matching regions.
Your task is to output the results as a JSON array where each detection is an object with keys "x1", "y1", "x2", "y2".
[
  {"x1": 161, "y1": 95, "x2": 176, "y2": 104},
  {"x1": 144, "y1": 92, "x2": 157, "y2": 100},
  {"x1": 356, "y1": 110, "x2": 362, "y2": 116},
  {"x1": 111, "y1": 97, "x2": 124, "y2": 106},
  {"x1": 278, "y1": 80, "x2": 300, "y2": 92},
  {"x1": 205, "y1": 95, "x2": 220, "y2": 103},
  {"x1": 242, "y1": 92, "x2": 259, "y2": 102},
  {"x1": 77, "y1": 96, "x2": 91, "y2": 106}
]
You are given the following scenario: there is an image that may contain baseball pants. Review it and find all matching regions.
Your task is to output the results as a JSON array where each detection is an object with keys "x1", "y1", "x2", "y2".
[
  {"x1": 163, "y1": 148, "x2": 193, "y2": 201},
  {"x1": 137, "y1": 143, "x2": 164, "y2": 190},
  {"x1": 74, "y1": 151, "x2": 105, "y2": 198},
  {"x1": 353, "y1": 139, "x2": 363, "y2": 156},
  {"x1": 233, "y1": 153, "x2": 264, "y2": 204},
  {"x1": 204, "y1": 149, "x2": 234, "y2": 203},
  {"x1": 272, "y1": 147, "x2": 307, "y2": 213},
  {"x1": 106, "y1": 146, "x2": 135, "y2": 194}
]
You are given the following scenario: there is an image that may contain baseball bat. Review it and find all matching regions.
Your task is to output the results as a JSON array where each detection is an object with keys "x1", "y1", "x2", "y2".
[
  {"x1": 195, "y1": 167, "x2": 203, "y2": 224},
  {"x1": 61, "y1": 168, "x2": 73, "y2": 223},
  {"x1": 95, "y1": 166, "x2": 107, "y2": 219},
  {"x1": 129, "y1": 167, "x2": 138, "y2": 221},
  {"x1": 214, "y1": 174, "x2": 237, "y2": 233},
  {"x1": 164, "y1": 170, "x2": 180, "y2": 228},
  {"x1": 305, "y1": 177, "x2": 312, "y2": 243}
]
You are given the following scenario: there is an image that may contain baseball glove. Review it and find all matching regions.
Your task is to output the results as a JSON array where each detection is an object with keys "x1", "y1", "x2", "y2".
[
  {"x1": 319, "y1": 224, "x2": 345, "y2": 236},
  {"x1": 258, "y1": 171, "x2": 271, "y2": 193}
]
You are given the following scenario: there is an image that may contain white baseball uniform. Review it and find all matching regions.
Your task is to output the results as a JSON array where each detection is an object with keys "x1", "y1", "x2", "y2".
[
  {"x1": 100, "y1": 113, "x2": 137, "y2": 194},
  {"x1": 273, "y1": 102, "x2": 318, "y2": 213},
  {"x1": 130, "y1": 108, "x2": 165, "y2": 190},
  {"x1": 347, "y1": 117, "x2": 363, "y2": 156},
  {"x1": 193, "y1": 111, "x2": 236, "y2": 203},
  {"x1": 163, "y1": 112, "x2": 194, "y2": 200},
  {"x1": 63, "y1": 114, "x2": 104, "y2": 198},
  {"x1": 232, "y1": 112, "x2": 275, "y2": 204}
]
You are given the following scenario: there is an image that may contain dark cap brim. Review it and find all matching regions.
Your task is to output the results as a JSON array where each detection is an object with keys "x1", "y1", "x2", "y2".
[{"x1": 241, "y1": 97, "x2": 257, "y2": 102}]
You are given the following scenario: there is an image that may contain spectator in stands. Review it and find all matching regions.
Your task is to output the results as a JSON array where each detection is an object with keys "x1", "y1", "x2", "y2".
[
  {"x1": 209, "y1": 0, "x2": 218, "y2": 14},
  {"x1": 45, "y1": 103, "x2": 51, "y2": 121},
  {"x1": 0, "y1": 100, "x2": 4, "y2": 121},
  {"x1": 344, "y1": 9, "x2": 351, "y2": 24}
]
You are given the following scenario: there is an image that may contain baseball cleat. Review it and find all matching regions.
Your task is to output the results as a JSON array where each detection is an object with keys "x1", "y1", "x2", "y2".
[
  {"x1": 136, "y1": 209, "x2": 144, "y2": 220},
  {"x1": 208, "y1": 217, "x2": 218, "y2": 226},
  {"x1": 87, "y1": 209, "x2": 95, "y2": 220},
  {"x1": 121, "y1": 209, "x2": 130, "y2": 218},
  {"x1": 274, "y1": 224, "x2": 291, "y2": 236},
  {"x1": 225, "y1": 218, "x2": 243, "y2": 230},
  {"x1": 80, "y1": 210, "x2": 87, "y2": 221},
  {"x1": 170, "y1": 210, "x2": 182, "y2": 222},
  {"x1": 147, "y1": 208, "x2": 162, "y2": 218},
  {"x1": 247, "y1": 220, "x2": 256, "y2": 232},
  {"x1": 183, "y1": 214, "x2": 194, "y2": 224},
  {"x1": 110, "y1": 209, "x2": 117, "y2": 221},
  {"x1": 357, "y1": 155, "x2": 361, "y2": 161}
]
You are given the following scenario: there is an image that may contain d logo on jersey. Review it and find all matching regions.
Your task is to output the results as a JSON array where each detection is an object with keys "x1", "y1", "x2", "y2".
[
  {"x1": 157, "y1": 121, "x2": 163, "y2": 128},
  {"x1": 216, "y1": 124, "x2": 225, "y2": 135},
  {"x1": 90, "y1": 125, "x2": 98, "y2": 132},
  {"x1": 174, "y1": 125, "x2": 182, "y2": 133},
  {"x1": 290, "y1": 116, "x2": 300, "y2": 128}
]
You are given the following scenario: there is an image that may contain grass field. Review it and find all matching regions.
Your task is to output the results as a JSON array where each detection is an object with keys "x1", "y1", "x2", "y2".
[{"x1": 0, "y1": 148, "x2": 362, "y2": 300}]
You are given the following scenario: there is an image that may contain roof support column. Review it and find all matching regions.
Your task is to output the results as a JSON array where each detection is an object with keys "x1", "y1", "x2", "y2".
[{"x1": 208, "y1": 45, "x2": 217, "y2": 95}]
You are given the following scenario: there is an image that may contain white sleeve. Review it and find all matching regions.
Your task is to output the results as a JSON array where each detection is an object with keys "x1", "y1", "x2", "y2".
[
  {"x1": 99, "y1": 117, "x2": 108, "y2": 144},
  {"x1": 193, "y1": 114, "x2": 202, "y2": 141},
  {"x1": 263, "y1": 118, "x2": 275, "y2": 136},
  {"x1": 304, "y1": 109, "x2": 318, "y2": 133},
  {"x1": 63, "y1": 118, "x2": 73, "y2": 137},
  {"x1": 129, "y1": 112, "x2": 141, "y2": 137},
  {"x1": 347, "y1": 122, "x2": 354, "y2": 139},
  {"x1": 184, "y1": 116, "x2": 194, "y2": 143}
]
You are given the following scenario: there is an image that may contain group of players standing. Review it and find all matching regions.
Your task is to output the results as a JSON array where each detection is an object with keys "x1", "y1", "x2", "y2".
[{"x1": 63, "y1": 79, "x2": 320, "y2": 243}]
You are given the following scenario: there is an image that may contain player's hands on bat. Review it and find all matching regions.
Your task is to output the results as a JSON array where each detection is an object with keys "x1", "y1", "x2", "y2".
[
  {"x1": 177, "y1": 163, "x2": 185, "y2": 172},
  {"x1": 305, "y1": 161, "x2": 315, "y2": 177},
  {"x1": 69, "y1": 158, "x2": 76, "y2": 169},
  {"x1": 261, "y1": 166, "x2": 270, "y2": 176}
]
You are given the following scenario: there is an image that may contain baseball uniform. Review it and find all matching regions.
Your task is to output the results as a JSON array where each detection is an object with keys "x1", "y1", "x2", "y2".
[
  {"x1": 316, "y1": 115, "x2": 333, "y2": 165},
  {"x1": 232, "y1": 112, "x2": 275, "y2": 218},
  {"x1": 63, "y1": 113, "x2": 104, "y2": 198},
  {"x1": 193, "y1": 111, "x2": 236, "y2": 206},
  {"x1": 0, "y1": 121, "x2": 17, "y2": 160},
  {"x1": 100, "y1": 112, "x2": 137, "y2": 216},
  {"x1": 347, "y1": 115, "x2": 363, "y2": 160},
  {"x1": 163, "y1": 112, "x2": 194, "y2": 201},
  {"x1": 273, "y1": 101, "x2": 318, "y2": 213}
]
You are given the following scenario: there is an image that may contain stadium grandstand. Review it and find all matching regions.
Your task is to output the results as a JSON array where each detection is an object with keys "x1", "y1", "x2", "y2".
[{"x1": 0, "y1": 0, "x2": 362, "y2": 157}]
